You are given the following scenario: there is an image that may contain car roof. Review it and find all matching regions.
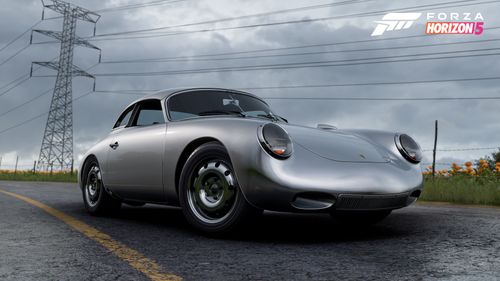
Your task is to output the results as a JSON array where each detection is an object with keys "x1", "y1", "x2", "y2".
[{"x1": 124, "y1": 88, "x2": 268, "y2": 110}]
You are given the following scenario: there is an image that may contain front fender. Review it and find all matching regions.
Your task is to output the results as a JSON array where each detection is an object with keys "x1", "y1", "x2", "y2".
[
  {"x1": 342, "y1": 129, "x2": 414, "y2": 164},
  {"x1": 78, "y1": 136, "x2": 113, "y2": 189}
]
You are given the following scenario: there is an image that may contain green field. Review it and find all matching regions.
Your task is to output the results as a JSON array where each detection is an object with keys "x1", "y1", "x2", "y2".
[
  {"x1": 0, "y1": 171, "x2": 77, "y2": 183},
  {"x1": 420, "y1": 175, "x2": 500, "y2": 206}
]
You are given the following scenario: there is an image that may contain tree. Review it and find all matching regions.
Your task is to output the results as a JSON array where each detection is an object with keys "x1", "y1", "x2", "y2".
[{"x1": 491, "y1": 149, "x2": 500, "y2": 163}]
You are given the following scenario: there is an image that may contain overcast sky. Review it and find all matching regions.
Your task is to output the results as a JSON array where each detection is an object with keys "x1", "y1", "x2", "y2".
[{"x1": 0, "y1": 0, "x2": 499, "y2": 170}]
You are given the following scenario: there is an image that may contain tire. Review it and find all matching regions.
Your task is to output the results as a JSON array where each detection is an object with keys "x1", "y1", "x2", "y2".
[
  {"x1": 330, "y1": 210, "x2": 391, "y2": 225},
  {"x1": 81, "y1": 157, "x2": 121, "y2": 215},
  {"x1": 178, "y1": 142, "x2": 261, "y2": 234}
]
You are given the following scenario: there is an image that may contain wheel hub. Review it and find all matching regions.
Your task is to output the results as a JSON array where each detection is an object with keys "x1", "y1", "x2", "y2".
[
  {"x1": 187, "y1": 161, "x2": 238, "y2": 224},
  {"x1": 85, "y1": 165, "x2": 101, "y2": 207}
]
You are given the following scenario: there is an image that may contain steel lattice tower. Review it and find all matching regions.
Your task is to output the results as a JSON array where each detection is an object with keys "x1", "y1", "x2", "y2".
[{"x1": 31, "y1": 0, "x2": 100, "y2": 171}]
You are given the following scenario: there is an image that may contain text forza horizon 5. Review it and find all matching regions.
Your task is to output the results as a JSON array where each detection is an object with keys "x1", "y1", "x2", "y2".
[
  {"x1": 425, "y1": 13, "x2": 484, "y2": 35},
  {"x1": 371, "y1": 12, "x2": 484, "y2": 36},
  {"x1": 425, "y1": 22, "x2": 483, "y2": 35}
]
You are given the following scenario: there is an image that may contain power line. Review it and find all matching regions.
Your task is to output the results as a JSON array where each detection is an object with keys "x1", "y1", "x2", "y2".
[
  {"x1": 43, "y1": 0, "x2": 186, "y2": 20},
  {"x1": 92, "y1": 0, "x2": 487, "y2": 38},
  {"x1": 0, "y1": 62, "x2": 98, "y2": 118},
  {"x1": 101, "y1": 37, "x2": 500, "y2": 64},
  {"x1": 0, "y1": 20, "x2": 41, "y2": 54},
  {"x1": 92, "y1": 75, "x2": 500, "y2": 94},
  {"x1": 0, "y1": 56, "x2": 58, "y2": 97},
  {"x1": 96, "y1": 25, "x2": 500, "y2": 63},
  {"x1": 262, "y1": 97, "x2": 500, "y2": 101},
  {"x1": 240, "y1": 76, "x2": 500, "y2": 89},
  {"x1": 0, "y1": 90, "x2": 93, "y2": 135},
  {"x1": 94, "y1": 90, "x2": 149, "y2": 95},
  {"x1": 2, "y1": 88, "x2": 499, "y2": 142},
  {"x1": 0, "y1": 76, "x2": 31, "y2": 98},
  {"x1": 0, "y1": 45, "x2": 31, "y2": 67},
  {"x1": 0, "y1": 110, "x2": 48, "y2": 135},
  {"x1": 84, "y1": 0, "x2": 499, "y2": 41},
  {"x1": 95, "y1": 0, "x2": 185, "y2": 13},
  {"x1": 94, "y1": 0, "x2": 375, "y2": 37},
  {"x1": 93, "y1": 90, "x2": 500, "y2": 101},
  {"x1": 0, "y1": 87, "x2": 54, "y2": 118},
  {"x1": 89, "y1": 51, "x2": 500, "y2": 77},
  {"x1": 0, "y1": 72, "x2": 31, "y2": 91},
  {"x1": 4, "y1": 87, "x2": 494, "y2": 137}
]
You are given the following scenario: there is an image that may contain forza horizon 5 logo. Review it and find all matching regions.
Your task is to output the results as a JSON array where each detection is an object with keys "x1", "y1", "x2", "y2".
[
  {"x1": 371, "y1": 13, "x2": 422, "y2": 36},
  {"x1": 371, "y1": 12, "x2": 484, "y2": 36}
]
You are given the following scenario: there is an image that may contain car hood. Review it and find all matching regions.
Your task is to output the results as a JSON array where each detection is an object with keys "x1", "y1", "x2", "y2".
[{"x1": 281, "y1": 124, "x2": 389, "y2": 163}]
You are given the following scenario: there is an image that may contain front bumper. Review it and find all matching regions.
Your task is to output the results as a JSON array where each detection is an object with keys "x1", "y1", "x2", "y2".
[{"x1": 235, "y1": 143, "x2": 423, "y2": 212}]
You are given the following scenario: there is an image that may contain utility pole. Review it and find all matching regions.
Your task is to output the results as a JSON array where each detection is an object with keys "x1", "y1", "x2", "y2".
[
  {"x1": 14, "y1": 156, "x2": 19, "y2": 174},
  {"x1": 432, "y1": 120, "x2": 438, "y2": 177},
  {"x1": 31, "y1": 0, "x2": 100, "y2": 171}
]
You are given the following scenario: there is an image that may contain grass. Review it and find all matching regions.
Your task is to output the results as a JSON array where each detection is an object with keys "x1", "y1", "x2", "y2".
[
  {"x1": 421, "y1": 175, "x2": 500, "y2": 206},
  {"x1": 0, "y1": 170, "x2": 77, "y2": 183}
]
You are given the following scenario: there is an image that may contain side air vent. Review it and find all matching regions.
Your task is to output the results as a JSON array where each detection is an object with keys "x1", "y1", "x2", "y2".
[{"x1": 291, "y1": 193, "x2": 337, "y2": 210}]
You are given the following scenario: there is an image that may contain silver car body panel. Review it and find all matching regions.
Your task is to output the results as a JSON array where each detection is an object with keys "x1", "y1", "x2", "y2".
[
  {"x1": 106, "y1": 124, "x2": 166, "y2": 201},
  {"x1": 79, "y1": 88, "x2": 423, "y2": 212}
]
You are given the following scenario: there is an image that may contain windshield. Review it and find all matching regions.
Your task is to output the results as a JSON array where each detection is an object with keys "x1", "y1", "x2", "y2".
[{"x1": 167, "y1": 90, "x2": 276, "y2": 121}]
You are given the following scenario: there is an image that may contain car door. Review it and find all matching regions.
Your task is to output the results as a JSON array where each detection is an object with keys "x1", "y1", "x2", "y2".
[{"x1": 105, "y1": 99, "x2": 166, "y2": 202}]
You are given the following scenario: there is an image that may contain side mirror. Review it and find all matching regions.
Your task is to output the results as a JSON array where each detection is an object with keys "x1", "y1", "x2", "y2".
[{"x1": 317, "y1": 124, "x2": 337, "y2": 130}]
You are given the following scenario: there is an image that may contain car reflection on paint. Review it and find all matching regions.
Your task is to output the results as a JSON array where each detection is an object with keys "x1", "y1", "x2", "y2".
[{"x1": 79, "y1": 88, "x2": 423, "y2": 234}]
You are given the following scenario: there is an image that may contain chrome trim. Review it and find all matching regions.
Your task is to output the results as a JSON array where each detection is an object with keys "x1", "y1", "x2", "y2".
[
  {"x1": 394, "y1": 133, "x2": 421, "y2": 164},
  {"x1": 257, "y1": 123, "x2": 293, "y2": 159}
]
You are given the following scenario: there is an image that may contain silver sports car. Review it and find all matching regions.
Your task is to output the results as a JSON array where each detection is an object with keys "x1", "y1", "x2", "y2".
[{"x1": 79, "y1": 88, "x2": 423, "y2": 234}]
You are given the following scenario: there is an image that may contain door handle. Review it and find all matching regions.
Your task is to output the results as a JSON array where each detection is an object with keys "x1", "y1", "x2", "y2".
[{"x1": 109, "y1": 142, "x2": 119, "y2": 149}]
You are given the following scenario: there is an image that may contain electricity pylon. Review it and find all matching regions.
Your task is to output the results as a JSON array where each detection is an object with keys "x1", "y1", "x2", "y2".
[{"x1": 31, "y1": 0, "x2": 100, "y2": 171}]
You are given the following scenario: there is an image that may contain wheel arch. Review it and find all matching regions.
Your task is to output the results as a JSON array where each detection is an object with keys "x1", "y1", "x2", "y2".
[
  {"x1": 174, "y1": 137, "x2": 228, "y2": 195},
  {"x1": 79, "y1": 154, "x2": 98, "y2": 190}
]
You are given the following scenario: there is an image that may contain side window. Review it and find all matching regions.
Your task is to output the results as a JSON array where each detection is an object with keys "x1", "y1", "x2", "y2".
[
  {"x1": 132, "y1": 100, "x2": 165, "y2": 127},
  {"x1": 113, "y1": 106, "x2": 134, "y2": 129}
]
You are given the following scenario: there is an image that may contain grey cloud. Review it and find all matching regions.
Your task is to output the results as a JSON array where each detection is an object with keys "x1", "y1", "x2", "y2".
[{"x1": 0, "y1": 0, "x2": 499, "y2": 169}]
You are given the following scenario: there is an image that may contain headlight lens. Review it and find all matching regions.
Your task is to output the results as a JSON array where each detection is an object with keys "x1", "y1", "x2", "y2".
[
  {"x1": 395, "y1": 134, "x2": 422, "y2": 164},
  {"x1": 259, "y1": 123, "x2": 293, "y2": 159}
]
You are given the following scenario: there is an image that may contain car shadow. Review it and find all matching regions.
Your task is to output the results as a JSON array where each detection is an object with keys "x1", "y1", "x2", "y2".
[{"x1": 91, "y1": 204, "x2": 418, "y2": 244}]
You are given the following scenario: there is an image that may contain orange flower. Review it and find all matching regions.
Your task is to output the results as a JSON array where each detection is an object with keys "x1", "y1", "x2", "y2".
[{"x1": 465, "y1": 161, "x2": 473, "y2": 167}]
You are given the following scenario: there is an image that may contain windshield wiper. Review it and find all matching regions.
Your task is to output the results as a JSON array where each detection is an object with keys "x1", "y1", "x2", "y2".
[
  {"x1": 257, "y1": 113, "x2": 279, "y2": 121},
  {"x1": 198, "y1": 110, "x2": 246, "y2": 117},
  {"x1": 257, "y1": 113, "x2": 289, "y2": 123}
]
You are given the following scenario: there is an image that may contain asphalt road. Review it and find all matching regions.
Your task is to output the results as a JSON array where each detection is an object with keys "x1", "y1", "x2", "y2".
[{"x1": 0, "y1": 181, "x2": 499, "y2": 281}]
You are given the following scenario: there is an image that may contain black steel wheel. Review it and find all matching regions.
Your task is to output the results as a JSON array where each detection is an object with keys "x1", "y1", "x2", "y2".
[
  {"x1": 179, "y1": 142, "x2": 261, "y2": 234},
  {"x1": 81, "y1": 157, "x2": 121, "y2": 215}
]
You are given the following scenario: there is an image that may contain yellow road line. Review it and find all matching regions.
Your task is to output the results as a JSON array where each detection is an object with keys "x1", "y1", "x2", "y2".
[{"x1": 0, "y1": 189, "x2": 182, "y2": 281}]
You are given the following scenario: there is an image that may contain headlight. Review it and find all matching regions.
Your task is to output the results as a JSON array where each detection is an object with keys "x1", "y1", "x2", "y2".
[
  {"x1": 258, "y1": 123, "x2": 293, "y2": 159},
  {"x1": 395, "y1": 134, "x2": 422, "y2": 164}
]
